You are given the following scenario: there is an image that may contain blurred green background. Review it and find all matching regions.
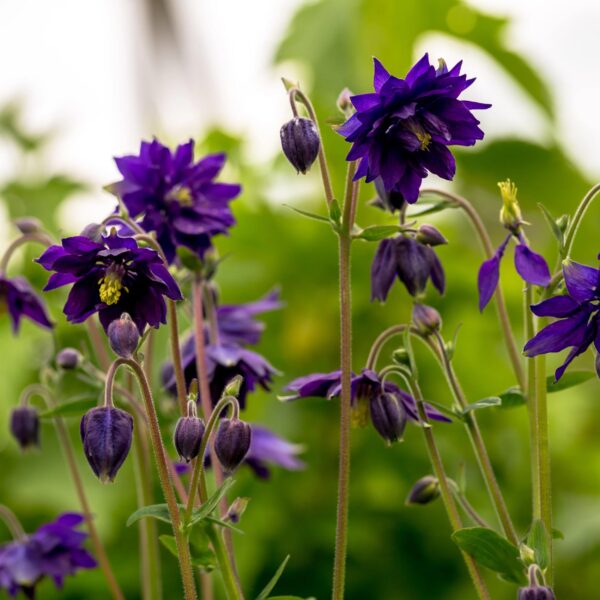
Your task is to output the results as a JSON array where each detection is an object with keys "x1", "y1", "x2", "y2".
[{"x1": 0, "y1": 1, "x2": 599, "y2": 599}]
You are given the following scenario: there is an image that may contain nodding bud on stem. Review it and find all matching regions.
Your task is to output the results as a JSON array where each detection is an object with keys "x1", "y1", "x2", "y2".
[
  {"x1": 80, "y1": 406, "x2": 134, "y2": 483},
  {"x1": 336, "y1": 87, "x2": 354, "y2": 114},
  {"x1": 412, "y1": 303, "x2": 441, "y2": 336},
  {"x1": 10, "y1": 406, "x2": 40, "y2": 450},
  {"x1": 369, "y1": 393, "x2": 407, "y2": 445},
  {"x1": 224, "y1": 375, "x2": 243, "y2": 398},
  {"x1": 405, "y1": 476, "x2": 440, "y2": 505},
  {"x1": 107, "y1": 313, "x2": 140, "y2": 359},
  {"x1": 519, "y1": 565, "x2": 555, "y2": 599},
  {"x1": 174, "y1": 401, "x2": 205, "y2": 462},
  {"x1": 498, "y1": 179, "x2": 523, "y2": 231},
  {"x1": 14, "y1": 217, "x2": 43, "y2": 234},
  {"x1": 280, "y1": 117, "x2": 320, "y2": 174},
  {"x1": 416, "y1": 224, "x2": 447, "y2": 247},
  {"x1": 214, "y1": 417, "x2": 252, "y2": 473},
  {"x1": 56, "y1": 347, "x2": 82, "y2": 370}
]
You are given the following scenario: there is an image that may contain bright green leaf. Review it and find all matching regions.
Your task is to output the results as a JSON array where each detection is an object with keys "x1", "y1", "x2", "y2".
[
  {"x1": 353, "y1": 224, "x2": 401, "y2": 241},
  {"x1": 255, "y1": 555, "x2": 290, "y2": 600},
  {"x1": 189, "y1": 479, "x2": 236, "y2": 527},
  {"x1": 328, "y1": 198, "x2": 342, "y2": 225},
  {"x1": 283, "y1": 204, "x2": 330, "y2": 223},
  {"x1": 527, "y1": 519, "x2": 550, "y2": 570},
  {"x1": 462, "y1": 397, "x2": 502, "y2": 414},
  {"x1": 546, "y1": 371, "x2": 595, "y2": 393},
  {"x1": 498, "y1": 387, "x2": 526, "y2": 409},
  {"x1": 127, "y1": 504, "x2": 176, "y2": 527}
]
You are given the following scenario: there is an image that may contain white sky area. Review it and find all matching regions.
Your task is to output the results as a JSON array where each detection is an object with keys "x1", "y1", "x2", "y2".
[{"x1": 0, "y1": 0, "x2": 598, "y2": 233}]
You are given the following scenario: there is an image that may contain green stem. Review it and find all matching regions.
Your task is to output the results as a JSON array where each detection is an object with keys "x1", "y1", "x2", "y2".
[
  {"x1": 448, "y1": 483, "x2": 491, "y2": 529},
  {"x1": 0, "y1": 505, "x2": 25, "y2": 540},
  {"x1": 409, "y1": 378, "x2": 490, "y2": 600},
  {"x1": 563, "y1": 182, "x2": 600, "y2": 258},
  {"x1": 206, "y1": 526, "x2": 242, "y2": 600},
  {"x1": 107, "y1": 359, "x2": 197, "y2": 600},
  {"x1": 331, "y1": 162, "x2": 358, "y2": 600},
  {"x1": 420, "y1": 187, "x2": 525, "y2": 391},
  {"x1": 168, "y1": 299, "x2": 188, "y2": 415},
  {"x1": 0, "y1": 232, "x2": 54, "y2": 274}
]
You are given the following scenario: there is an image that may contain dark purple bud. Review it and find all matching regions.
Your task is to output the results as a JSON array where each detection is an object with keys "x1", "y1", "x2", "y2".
[
  {"x1": 518, "y1": 586, "x2": 555, "y2": 600},
  {"x1": 107, "y1": 313, "x2": 140, "y2": 358},
  {"x1": 80, "y1": 222, "x2": 104, "y2": 242},
  {"x1": 412, "y1": 303, "x2": 441, "y2": 335},
  {"x1": 280, "y1": 117, "x2": 320, "y2": 174},
  {"x1": 80, "y1": 406, "x2": 134, "y2": 483},
  {"x1": 416, "y1": 224, "x2": 447, "y2": 246},
  {"x1": 10, "y1": 406, "x2": 39, "y2": 450},
  {"x1": 14, "y1": 217, "x2": 43, "y2": 234},
  {"x1": 56, "y1": 347, "x2": 82, "y2": 370},
  {"x1": 373, "y1": 177, "x2": 405, "y2": 213},
  {"x1": 174, "y1": 416, "x2": 206, "y2": 462},
  {"x1": 396, "y1": 237, "x2": 442, "y2": 297},
  {"x1": 405, "y1": 475, "x2": 440, "y2": 505},
  {"x1": 369, "y1": 392, "x2": 407, "y2": 445},
  {"x1": 214, "y1": 418, "x2": 252, "y2": 473}
]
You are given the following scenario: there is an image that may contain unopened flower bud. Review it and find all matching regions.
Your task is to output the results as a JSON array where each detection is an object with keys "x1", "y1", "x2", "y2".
[
  {"x1": 412, "y1": 303, "x2": 441, "y2": 335},
  {"x1": 80, "y1": 223, "x2": 104, "y2": 243},
  {"x1": 518, "y1": 585, "x2": 555, "y2": 599},
  {"x1": 498, "y1": 179, "x2": 522, "y2": 231},
  {"x1": 406, "y1": 475, "x2": 440, "y2": 505},
  {"x1": 224, "y1": 375, "x2": 243, "y2": 398},
  {"x1": 14, "y1": 217, "x2": 43, "y2": 234},
  {"x1": 280, "y1": 117, "x2": 320, "y2": 174},
  {"x1": 80, "y1": 406, "x2": 134, "y2": 483},
  {"x1": 519, "y1": 543, "x2": 536, "y2": 566},
  {"x1": 107, "y1": 313, "x2": 140, "y2": 359},
  {"x1": 174, "y1": 415, "x2": 205, "y2": 462},
  {"x1": 416, "y1": 224, "x2": 448, "y2": 247},
  {"x1": 214, "y1": 418, "x2": 252, "y2": 473},
  {"x1": 10, "y1": 406, "x2": 40, "y2": 450},
  {"x1": 225, "y1": 497, "x2": 250, "y2": 524},
  {"x1": 336, "y1": 87, "x2": 354, "y2": 114},
  {"x1": 392, "y1": 348, "x2": 411, "y2": 367},
  {"x1": 369, "y1": 392, "x2": 407, "y2": 445},
  {"x1": 556, "y1": 214, "x2": 569, "y2": 234},
  {"x1": 373, "y1": 177, "x2": 405, "y2": 213},
  {"x1": 56, "y1": 347, "x2": 82, "y2": 370}
]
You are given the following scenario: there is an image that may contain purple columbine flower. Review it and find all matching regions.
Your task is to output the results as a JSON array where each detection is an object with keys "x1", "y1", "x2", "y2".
[
  {"x1": 112, "y1": 139, "x2": 241, "y2": 264},
  {"x1": 36, "y1": 230, "x2": 182, "y2": 333},
  {"x1": 0, "y1": 513, "x2": 96, "y2": 598},
  {"x1": 338, "y1": 54, "x2": 489, "y2": 204},
  {"x1": 282, "y1": 368, "x2": 451, "y2": 424},
  {"x1": 162, "y1": 341, "x2": 277, "y2": 408},
  {"x1": 0, "y1": 275, "x2": 52, "y2": 333},
  {"x1": 524, "y1": 259, "x2": 600, "y2": 381},
  {"x1": 371, "y1": 235, "x2": 445, "y2": 301}
]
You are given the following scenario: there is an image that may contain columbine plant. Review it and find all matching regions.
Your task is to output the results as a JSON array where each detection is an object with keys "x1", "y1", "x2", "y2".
[{"x1": 277, "y1": 52, "x2": 598, "y2": 600}]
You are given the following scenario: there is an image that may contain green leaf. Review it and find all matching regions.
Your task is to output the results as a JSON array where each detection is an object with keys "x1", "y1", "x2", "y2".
[
  {"x1": 189, "y1": 479, "x2": 236, "y2": 527},
  {"x1": 159, "y1": 534, "x2": 217, "y2": 570},
  {"x1": 552, "y1": 528, "x2": 565, "y2": 540},
  {"x1": 538, "y1": 203, "x2": 564, "y2": 251},
  {"x1": 452, "y1": 527, "x2": 525, "y2": 584},
  {"x1": 353, "y1": 224, "x2": 401, "y2": 241},
  {"x1": 328, "y1": 198, "x2": 342, "y2": 225},
  {"x1": 283, "y1": 204, "x2": 329, "y2": 223},
  {"x1": 546, "y1": 370, "x2": 595, "y2": 393},
  {"x1": 462, "y1": 397, "x2": 502, "y2": 414},
  {"x1": 127, "y1": 504, "x2": 175, "y2": 527},
  {"x1": 38, "y1": 395, "x2": 98, "y2": 419},
  {"x1": 498, "y1": 387, "x2": 526, "y2": 409},
  {"x1": 527, "y1": 519, "x2": 550, "y2": 570},
  {"x1": 406, "y1": 199, "x2": 456, "y2": 217},
  {"x1": 255, "y1": 555, "x2": 290, "y2": 600}
]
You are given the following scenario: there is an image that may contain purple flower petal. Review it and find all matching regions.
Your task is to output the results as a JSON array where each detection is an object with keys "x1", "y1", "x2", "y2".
[
  {"x1": 524, "y1": 309, "x2": 591, "y2": 356},
  {"x1": 530, "y1": 295, "x2": 579, "y2": 318},
  {"x1": 563, "y1": 260, "x2": 599, "y2": 303},
  {"x1": 514, "y1": 244, "x2": 551, "y2": 286}
]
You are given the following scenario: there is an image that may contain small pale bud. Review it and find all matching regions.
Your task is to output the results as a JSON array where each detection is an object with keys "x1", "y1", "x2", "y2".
[
  {"x1": 369, "y1": 393, "x2": 407, "y2": 445},
  {"x1": 224, "y1": 375, "x2": 244, "y2": 398},
  {"x1": 280, "y1": 117, "x2": 320, "y2": 174},
  {"x1": 14, "y1": 217, "x2": 43, "y2": 234},
  {"x1": 10, "y1": 406, "x2": 40, "y2": 450},
  {"x1": 556, "y1": 214, "x2": 569, "y2": 234},
  {"x1": 336, "y1": 87, "x2": 354, "y2": 114},
  {"x1": 56, "y1": 347, "x2": 82, "y2": 370},
  {"x1": 412, "y1": 303, "x2": 441, "y2": 336},
  {"x1": 416, "y1": 224, "x2": 448, "y2": 247},
  {"x1": 214, "y1": 418, "x2": 252, "y2": 473},
  {"x1": 107, "y1": 313, "x2": 140, "y2": 359},
  {"x1": 406, "y1": 476, "x2": 440, "y2": 505},
  {"x1": 174, "y1": 416, "x2": 205, "y2": 462}
]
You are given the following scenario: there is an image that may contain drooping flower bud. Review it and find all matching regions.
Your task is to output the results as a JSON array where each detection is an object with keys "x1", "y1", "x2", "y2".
[
  {"x1": 405, "y1": 475, "x2": 440, "y2": 505},
  {"x1": 14, "y1": 217, "x2": 43, "y2": 234},
  {"x1": 80, "y1": 406, "x2": 134, "y2": 483},
  {"x1": 214, "y1": 418, "x2": 252, "y2": 473},
  {"x1": 369, "y1": 392, "x2": 407, "y2": 445},
  {"x1": 412, "y1": 303, "x2": 442, "y2": 336},
  {"x1": 107, "y1": 313, "x2": 140, "y2": 359},
  {"x1": 391, "y1": 348, "x2": 411, "y2": 367},
  {"x1": 336, "y1": 87, "x2": 354, "y2": 114},
  {"x1": 518, "y1": 565, "x2": 555, "y2": 599},
  {"x1": 416, "y1": 224, "x2": 448, "y2": 247},
  {"x1": 555, "y1": 214, "x2": 569, "y2": 234},
  {"x1": 280, "y1": 117, "x2": 320, "y2": 174},
  {"x1": 56, "y1": 347, "x2": 82, "y2": 370},
  {"x1": 174, "y1": 414, "x2": 206, "y2": 462},
  {"x1": 10, "y1": 406, "x2": 40, "y2": 450},
  {"x1": 372, "y1": 177, "x2": 405, "y2": 213},
  {"x1": 224, "y1": 375, "x2": 243, "y2": 398},
  {"x1": 80, "y1": 223, "x2": 104, "y2": 243},
  {"x1": 498, "y1": 179, "x2": 523, "y2": 232}
]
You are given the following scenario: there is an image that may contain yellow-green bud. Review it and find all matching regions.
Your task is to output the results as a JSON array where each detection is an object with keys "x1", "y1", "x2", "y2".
[{"x1": 498, "y1": 179, "x2": 522, "y2": 231}]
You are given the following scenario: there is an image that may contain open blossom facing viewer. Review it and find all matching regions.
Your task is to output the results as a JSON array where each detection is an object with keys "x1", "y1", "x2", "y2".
[
  {"x1": 524, "y1": 259, "x2": 600, "y2": 381},
  {"x1": 0, "y1": 275, "x2": 53, "y2": 333},
  {"x1": 0, "y1": 513, "x2": 96, "y2": 598},
  {"x1": 338, "y1": 54, "x2": 489, "y2": 204},
  {"x1": 112, "y1": 139, "x2": 241, "y2": 264},
  {"x1": 36, "y1": 230, "x2": 182, "y2": 333}
]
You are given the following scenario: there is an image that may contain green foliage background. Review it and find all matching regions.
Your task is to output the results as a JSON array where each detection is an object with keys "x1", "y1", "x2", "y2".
[{"x1": 0, "y1": 1, "x2": 599, "y2": 599}]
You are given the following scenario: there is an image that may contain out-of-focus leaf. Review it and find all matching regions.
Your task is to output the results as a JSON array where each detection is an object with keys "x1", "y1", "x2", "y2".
[
  {"x1": 159, "y1": 534, "x2": 217, "y2": 570},
  {"x1": 353, "y1": 224, "x2": 402, "y2": 241},
  {"x1": 38, "y1": 395, "x2": 98, "y2": 419},
  {"x1": 462, "y1": 396, "x2": 502, "y2": 414},
  {"x1": 546, "y1": 371, "x2": 595, "y2": 393},
  {"x1": 283, "y1": 204, "x2": 330, "y2": 223},
  {"x1": 255, "y1": 555, "x2": 291, "y2": 600},
  {"x1": 538, "y1": 203, "x2": 564, "y2": 251},
  {"x1": 527, "y1": 519, "x2": 550, "y2": 570},
  {"x1": 498, "y1": 387, "x2": 525, "y2": 409},
  {"x1": 127, "y1": 504, "x2": 181, "y2": 527}
]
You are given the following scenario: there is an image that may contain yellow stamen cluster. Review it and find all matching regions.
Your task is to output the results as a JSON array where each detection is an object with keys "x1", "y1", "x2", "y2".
[
  {"x1": 416, "y1": 130, "x2": 432, "y2": 151},
  {"x1": 498, "y1": 178, "x2": 522, "y2": 230},
  {"x1": 99, "y1": 273, "x2": 125, "y2": 305},
  {"x1": 351, "y1": 397, "x2": 370, "y2": 428},
  {"x1": 167, "y1": 185, "x2": 193, "y2": 207}
]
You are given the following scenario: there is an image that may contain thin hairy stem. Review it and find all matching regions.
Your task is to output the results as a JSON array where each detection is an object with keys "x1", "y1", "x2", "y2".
[
  {"x1": 420, "y1": 188, "x2": 525, "y2": 391},
  {"x1": 86, "y1": 318, "x2": 112, "y2": 371},
  {"x1": 0, "y1": 232, "x2": 54, "y2": 274},
  {"x1": 563, "y1": 182, "x2": 600, "y2": 258},
  {"x1": 449, "y1": 484, "x2": 491, "y2": 529},
  {"x1": 0, "y1": 505, "x2": 25, "y2": 540}
]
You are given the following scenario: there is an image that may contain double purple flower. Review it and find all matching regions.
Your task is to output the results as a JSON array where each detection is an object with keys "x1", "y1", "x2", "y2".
[
  {"x1": 37, "y1": 230, "x2": 182, "y2": 333},
  {"x1": 338, "y1": 54, "x2": 489, "y2": 204},
  {"x1": 113, "y1": 139, "x2": 241, "y2": 264},
  {"x1": 0, "y1": 275, "x2": 52, "y2": 333},
  {"x1": 0, "y1": 513, "x2": 96, "y2": 598},
  {"x1": 524, "y1": 259, "x2": 600, "y2": 381}
]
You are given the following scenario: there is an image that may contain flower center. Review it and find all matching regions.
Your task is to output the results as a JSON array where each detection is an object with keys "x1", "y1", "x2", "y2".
[
  {"x1": 98, "y1": 266, "x2": 127, "y2": 305},
  {"x1": 403, "y1": 118, "x2": 432, "y2": 151},
  {"x1": 166, "y1": 185, "x2": 193, "y2": 207}
]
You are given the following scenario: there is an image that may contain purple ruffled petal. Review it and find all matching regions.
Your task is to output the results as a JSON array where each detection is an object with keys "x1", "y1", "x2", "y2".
[{"x1": 514, "y1": 244, "x2": 551, "y2": 286}]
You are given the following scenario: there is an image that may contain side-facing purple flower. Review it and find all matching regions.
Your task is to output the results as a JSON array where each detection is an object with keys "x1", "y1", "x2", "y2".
[
  {"x1": 112, "y1": 139, "x2": 241, "y2": 263},
  {"x1": 0, "y1": 275, "x2": 52, "y2": 333},
  {"x1": 37, "y1": 230, "x2": 182, "y2": 333},
  {"x1": 524, "y1": 260, "x2": 600, "y2": 381},
  {"x1": 338, "y1": 54, "x2": 489, "y2": 204},
  {"x1": 0, "y1": 513, "x2": 96, "y2": 598},
  {"x1": 282, "y1": 368, "x2": 450, "y2": 424},
  {"x1": 371, "y1": 235, "x2": 445, "y2": 301}
]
